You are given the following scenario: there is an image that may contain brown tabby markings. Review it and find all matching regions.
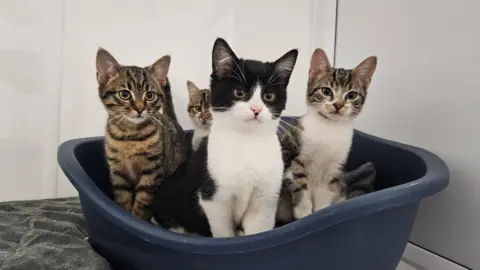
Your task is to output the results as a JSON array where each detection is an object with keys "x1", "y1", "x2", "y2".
[
  {"x1": 97, "y1": 48, "x2": 186, "y2": 220},
  {"x1": 306, "y1": 51, "x2": 376, "y2": 121},
  {"x1": 187, "y1": 81, "x2": 212, "y2": 129},
  {"x1": 277, "y1": 49, "x2": 377, "y2": 221}
]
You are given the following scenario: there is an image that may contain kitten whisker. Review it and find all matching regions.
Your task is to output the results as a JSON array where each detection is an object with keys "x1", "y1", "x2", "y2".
[
  {"x1": 107, "y1": 115, "x2": 123, "y2": 124},
  {"x1": 267, "y1": 68, "x2": 279, "y2": 85},
  {"x1": 232, "y1": 59, "x2": 247, "y2": 83},
  {"x1": 114, "y1": 116, "x2": 126, "y2": 126},
  {"x1": 149, "y1": 115, "x2": 168, "y2": 131},
  {"x1": 276, "y1": 130, "x2": 289, "y2": 148},
  {"x1": 268, "y1": 72, "x2": 291, "y2": 85},
  {"x1": 267, "y1": 81, "x2": 287, "y2": 87},
  {"x1": 279, "y1": 119, "x2": 303, "y2": 133},
  {"x1": 278, "y1": 125, "x2": 300, "y2": 149},
  {"x1": 216, "y1": 67, "x2": 244, "y2": 84}
]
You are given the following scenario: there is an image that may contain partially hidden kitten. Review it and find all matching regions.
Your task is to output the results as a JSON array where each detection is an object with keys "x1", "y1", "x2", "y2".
[
  {"x1": 151, "y1": 38, "x2": 298, "y2": 237},
  {"x1": 186, "y1": 81, "x2": 212, "y2": 151},
  {"x1": 96, "y1": 48, "x2": 187, "y2": 220},
  {"x1": 279, "y1": 48, "x2": 377, "y2": 220}
]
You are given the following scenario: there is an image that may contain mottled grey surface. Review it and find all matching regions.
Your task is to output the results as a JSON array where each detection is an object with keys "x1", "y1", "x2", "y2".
[{"x1": 0, "y1": 197, "x2": 110, "y2": 270}]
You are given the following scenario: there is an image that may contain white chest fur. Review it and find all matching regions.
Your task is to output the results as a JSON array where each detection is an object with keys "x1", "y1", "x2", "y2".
[
  {"x1": 191, "y1": 127, "x2": 209, "y2": 151},
  {"x1": 300, "y1": 112, "x2": 353, "y2": 185},
  {"x1": 207, "y1": 127, "x2": 283, "y2": 216}
]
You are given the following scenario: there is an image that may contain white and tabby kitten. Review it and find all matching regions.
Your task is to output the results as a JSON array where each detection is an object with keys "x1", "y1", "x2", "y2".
[{"x1": 293, "y1": 48, "x2": 377, "y2": 219}]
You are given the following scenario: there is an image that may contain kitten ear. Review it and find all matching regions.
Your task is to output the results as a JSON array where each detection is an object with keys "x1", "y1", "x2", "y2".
[
  {"x1": 212, "y1": 38, "x2": 238, "y2": 78},
  {"x1": 96, "y1": 47, "x2": 121, "y2": 85},
  {"x1": 187, "y1": 80, "x2": 199, "y2": 99},
  {"x1": 309, "y1": 48, "x2": 332, "y2": 79},
  {"x1": 148, "y1": 55, "x2": 171, "y2": 87},
  {"x1": 352, "y1": 56, "x2": 377, "y2": 85},
  {"x1": 272, "y1": 49, "x2": 298, "y2": 82}
]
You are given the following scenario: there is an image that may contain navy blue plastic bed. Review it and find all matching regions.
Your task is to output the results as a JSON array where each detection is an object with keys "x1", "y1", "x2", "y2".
[{"x1": 57, "y1": 117, "x2": 449, "y2": 270}]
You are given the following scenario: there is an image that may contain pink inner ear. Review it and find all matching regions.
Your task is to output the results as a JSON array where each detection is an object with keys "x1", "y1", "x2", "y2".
[
  {"x1": 160, "y1": 78, "x2": 167, "y2": 87},
  {"x1": 310, "y1": 50, "x2": 331, "y2": 79}
]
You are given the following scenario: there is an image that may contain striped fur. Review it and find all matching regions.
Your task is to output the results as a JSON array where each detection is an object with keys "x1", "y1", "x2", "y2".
[
  {"x1": 186, "y1": 81, "x2": 212, "y2": 151},
  {"x1": 277, "y1": 48, "x2": 377, "y2": 222},
  {"x1": 96, "y1": 48, "x2": 187, "y2": 220}
]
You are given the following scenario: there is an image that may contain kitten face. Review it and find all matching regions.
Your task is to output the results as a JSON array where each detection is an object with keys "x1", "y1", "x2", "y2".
[
  {"x1": 187, "y1": 81, "x2": 212, "y2": 129},
  {"x1": 307, "y1": 49, "x2": 377, "y2": 121},
  {"x1": 210, "y1": 38, "x2": 298, "y2": 131},
  {"x1": 96, "y1": 48, "x2": 171, "y2": 124}
]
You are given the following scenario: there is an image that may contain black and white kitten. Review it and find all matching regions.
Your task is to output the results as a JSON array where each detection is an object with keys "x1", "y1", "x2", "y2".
[
  {"x1": 151, "y1": 38, "x2": 297, "y2": 237},
  {"x1": 200, "y1": 38, "x2": 298, "y2": 237}
]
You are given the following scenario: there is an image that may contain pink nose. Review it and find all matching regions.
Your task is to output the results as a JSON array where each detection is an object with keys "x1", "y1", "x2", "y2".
[{"x1": 250, "y1": 106, "x2": 263, "y2": 116}]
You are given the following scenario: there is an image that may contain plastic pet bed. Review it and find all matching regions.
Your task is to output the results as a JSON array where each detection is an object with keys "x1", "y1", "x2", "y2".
[{"x1": 57, "y1": 117, "x2": 449, "y2": 270}]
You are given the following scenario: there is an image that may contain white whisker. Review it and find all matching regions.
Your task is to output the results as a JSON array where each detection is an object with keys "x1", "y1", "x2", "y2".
[
  {"x1": 107, "y1": 115, "x2": 123, "y2": 124},
  {"x1": 279, "y1": 119, "x2": 303, "y2": 133},
  {"x1": 114, "y1": 116, "x2": 126, "y2": 126},
  {"x1": 278, "y1": 125, "x2": 300, "y2": 149},
  {"x1": 232, "y1": 59, "x2": 247, "y2": 83}
]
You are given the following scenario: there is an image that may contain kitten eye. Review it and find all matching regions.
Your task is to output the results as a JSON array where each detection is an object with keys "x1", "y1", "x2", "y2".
[
  {"x1": 345, "y1": 91, "x2": 358, "y2": 100},
  {"x1": 233, "y1": 89, "x2": 247, "y2": 98},
  {"x1": 263, "y1": 92, "x2": 276, "y2": 102},
  {"x1": 193, "y1": 106, "x2": 202, "y2": 113},
  {"x1": 321, "y1": 87, "x2": 333, "y2": 97},
  {"x1": 314, "y1": 93, "x2": 323, "y2": 101},
  {"x1": 144, "y1": 91, "x2": 156, "y2": 101},
  {"x1": 118, "y1": 90, "x2": 131, "y2": 100}
]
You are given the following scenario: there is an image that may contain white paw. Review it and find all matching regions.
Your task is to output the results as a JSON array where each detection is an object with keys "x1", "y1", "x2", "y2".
[
  {"x1": 294, "y1": 203, "x2": 313, "y2": 220},
  {"x1": 313, "y1": 203, "x2": 331, "y2": 212},
  {"x1": 235, "y1": 229, "x2": 245, "y2": 237}
]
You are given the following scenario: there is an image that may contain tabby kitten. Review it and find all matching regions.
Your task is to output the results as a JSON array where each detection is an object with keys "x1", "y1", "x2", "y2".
[
  {"x1": 96, "y1": 48, "x2": 187, "y2": 220},
  {"x1": 281, "y1": 48, "x2": 377, "y2": 220},
  {"x1": 186, "y1": 81, "x2": 211, "y2": 151}
]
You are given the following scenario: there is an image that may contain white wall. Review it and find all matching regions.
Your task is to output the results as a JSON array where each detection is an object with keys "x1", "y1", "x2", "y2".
[
  {"x1": 336, "y1": 0, "x2": 479, "y2": 268},
  {"x1": 0, "y1": 0, "x2": 64, "y2": 200}
]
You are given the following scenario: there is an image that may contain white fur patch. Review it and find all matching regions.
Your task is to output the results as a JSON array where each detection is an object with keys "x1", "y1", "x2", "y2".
[
  {"x1": 126, "y1": 117, "x2": 147, "y2": 124},
  {"x1": 296, "y1": 108, "x2": 353, "y2": 214},
  {"x1": 199, "y1": 84, "x2": 284, "y2": 237},
  {"x1": 191, "y1": 127, "x2": 209, "y2": 151}
]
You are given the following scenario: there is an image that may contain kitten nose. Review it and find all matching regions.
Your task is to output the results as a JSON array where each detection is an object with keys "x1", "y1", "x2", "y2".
[
  {"x1": 333, "y1": 103, "x2": 342, "y2": 111},
  {"x1": 250, "y1": 106, "x2": 263, "y2": 116},
  {"x1": 135, "y1": 108, "x2": 145, "y2": 116}
]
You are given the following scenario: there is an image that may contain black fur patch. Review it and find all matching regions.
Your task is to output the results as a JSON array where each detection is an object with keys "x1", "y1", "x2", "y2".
[{"x1": 210, "y1": 38, "x2": 297, "y2": 119}]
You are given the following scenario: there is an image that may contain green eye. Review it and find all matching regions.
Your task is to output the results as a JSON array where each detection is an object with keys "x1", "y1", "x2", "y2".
[
  {"x1": 234, "y1": 89, "x2": 246, "y2": 98},
  {"x1": 118, "y1": 90, "x2": 131, "y2": 100},
  {"x1": 346, "y1": 91, "x2": 358, "y2": 100},
  {"x1": 263, "y1": 92, "x2": 276, "y2": 102},
  {"x1": 321, "y1": 87, "x2": 333, "y2": 97},
  {"x1": 144, "y1": 91, "x2": 156, "y2": 101}
]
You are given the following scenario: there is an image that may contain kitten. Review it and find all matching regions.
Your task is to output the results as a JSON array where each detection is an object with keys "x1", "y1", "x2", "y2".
[
  {"x1": 280, "y1": 49, "x2": 377, "y2": 220},
  {"x1": 151, "y1": 38, "x2": 298, "y2": 237},
  {"x1": 96, "y1": 48, "x2": 187, "y2": 221},
  {"x1": 200, "y1": 38, "x2": 298, "y2": 237},
  {"x1": 186, "y1": 81, "x2": 212, "y2": 151}
]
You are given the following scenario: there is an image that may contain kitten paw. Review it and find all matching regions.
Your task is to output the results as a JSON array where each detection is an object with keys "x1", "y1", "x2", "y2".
[
  {"x1": 235, "y1": 229, "x2": 245, "y2": 237},
  {"x1": 293, "y1": 204, "x2": 313, "y2": 220},
  {"x1": 313, "y1": 203, "x2": 331, "y2": 212}
]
